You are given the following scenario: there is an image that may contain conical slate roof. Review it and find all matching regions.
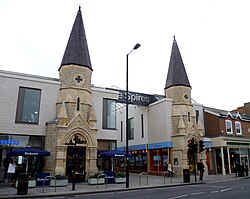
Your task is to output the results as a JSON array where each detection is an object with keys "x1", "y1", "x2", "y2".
[
  {"x1": 165, "y1": 37, "x2": 190, "y2": 89},
  {"x1": 59, "y1": 6, "x2": 92, "y2": 71}
]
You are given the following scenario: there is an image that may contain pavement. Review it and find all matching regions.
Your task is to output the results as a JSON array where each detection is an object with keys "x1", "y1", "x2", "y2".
[{"x1": 0, "y1": 173, "x2": 247, "y2": 199}]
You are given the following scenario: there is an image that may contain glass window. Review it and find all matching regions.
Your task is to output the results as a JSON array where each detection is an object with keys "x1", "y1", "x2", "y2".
[
  {"x1": 235, "y1": 121, "x2": 242, "y2": 135},
  {"x1": 128, "y1": 117, "x2": 134, "y2": 140},
  {"x1": 195, "y1": 110, "x2": 199, "y2": 124},
  {"x1": 120, "y1": 121, "x2": 123, "y2": 142},
  {"x1": 226, "y1": 120, "x2": 233, "y2": 134},
  {"x1": 141, "y1": 114, "x2": 144, "y2": 138},
  {"x1": 15, "y1": 87, "x2": 41, "y2": 124},
  {"x1": 102, "y1": 99, "x2": 116, "y2": 129}
]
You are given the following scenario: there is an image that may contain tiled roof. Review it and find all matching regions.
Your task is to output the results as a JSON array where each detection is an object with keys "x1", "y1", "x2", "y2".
[
  {"x1": 165, "y1": 37, "x2": 191, "y2": 89},
  {"x1": 204, "y1": 106, "x2": 250, "y2": 121},
  {"x1": 59, "y1": 6, "x2": 92, "y2": 71}
]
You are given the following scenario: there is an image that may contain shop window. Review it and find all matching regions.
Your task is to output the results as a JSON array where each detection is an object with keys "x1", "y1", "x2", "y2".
[
  {"x1": 153, "y1": 155, "x2": 161, "y2": 166},
  {"x1": 226, "y1": 120, "x2": 233, "y2": 134},
  {"x1": 235, "y1": 121, "x2": 242, "y2": 135},
  {"x1": 102, "y1": 99, "x2": 116, "y2": 129},
  {"x1": 128, "y1": 117, "x2": 134, "y2": 140},
  {"x1": 15, "y1": 87, "x2": 41, "y2": 124}
]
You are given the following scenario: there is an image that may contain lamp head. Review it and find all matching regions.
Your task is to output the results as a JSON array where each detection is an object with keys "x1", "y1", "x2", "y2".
[{"x1": 133, "y1": 43, "x2": 141, "y2": 50}]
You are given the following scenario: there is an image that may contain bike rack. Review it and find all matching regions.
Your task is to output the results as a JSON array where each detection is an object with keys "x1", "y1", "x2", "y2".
[
  {"x1": 139, "y1": 172, "x2": 148, "y2": 186},
  {"x1": 42, "y1": 175, "x2": 56, "y2": 193},
  {"x1": 97, "y1": 174, "x2": 107, "y2": 189},
  {"x1": 163, "y1": 171, "x2": 173, "y2": 184}
]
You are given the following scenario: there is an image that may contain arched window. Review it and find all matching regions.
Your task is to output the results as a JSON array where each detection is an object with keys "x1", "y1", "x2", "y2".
[
  {"x1": 77, "y1": 97, "x2": 80, "y2": 111},
  {"x1": 188, "y1": 112, "x2": 190, "y2": 122}
]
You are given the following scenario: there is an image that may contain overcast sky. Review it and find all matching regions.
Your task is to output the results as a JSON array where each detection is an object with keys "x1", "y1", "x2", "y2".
[{"x1": 0, "y1": 0, "x2": 250, "y2": 111}]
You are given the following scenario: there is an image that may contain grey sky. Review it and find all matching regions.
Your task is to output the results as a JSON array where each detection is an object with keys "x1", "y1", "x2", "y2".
[{"x1": 0, "y1": 0, "x2": 249, "y2": 110}]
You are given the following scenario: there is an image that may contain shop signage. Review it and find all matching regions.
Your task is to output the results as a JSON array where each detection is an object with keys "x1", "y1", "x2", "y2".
[
  {"x1": 0, "y1": 139, "x2": 19, "y2": 145},
  {"x1": 108, "y1": 88, "x2": 158, "y2": 106},
  {"x1": 25, "y1": 152, "x2": 38, "y2": 156}
]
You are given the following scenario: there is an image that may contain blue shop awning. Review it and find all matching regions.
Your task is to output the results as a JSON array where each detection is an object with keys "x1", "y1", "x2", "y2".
[
  {"x1": 8, "y1": 146, "x2": 50, "y2": 156},
  {"x1": 98, "y1": 150, "x2": 132, "y2": 157}
]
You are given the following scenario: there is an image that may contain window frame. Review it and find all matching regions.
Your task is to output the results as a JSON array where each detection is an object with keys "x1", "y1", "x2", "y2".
[
  {"x1": 102, "y1": 98, "x2": 116, "y2": 129},
  {"x1": 235, "y1": 121, "x2": 242, "y2": 135},
  {"x1": 225, "y1": 120, "x2": 233, "y2": 135},
  {"x1": 15, "y1": 86, "x2": 41, "y2": 124},
  {"x1": 128, "y1": 117, "x2": 134, "y2": 140}
]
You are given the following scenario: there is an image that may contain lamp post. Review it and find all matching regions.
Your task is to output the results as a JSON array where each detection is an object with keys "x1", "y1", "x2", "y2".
[
  {"x1": 72, "y1": 134, "x2": 81, "y2": 191},
  {"x1": 126, "y1": 43, "x2": 141, "y2": 188}
]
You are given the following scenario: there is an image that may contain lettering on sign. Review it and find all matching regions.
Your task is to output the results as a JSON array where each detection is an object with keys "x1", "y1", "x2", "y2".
[{"x1": 0, "y1": 139, "x2": 19, "y2": 145}]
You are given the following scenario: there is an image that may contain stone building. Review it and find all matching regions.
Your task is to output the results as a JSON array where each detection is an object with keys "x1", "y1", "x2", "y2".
[{"x1": 45, "y1": 7, "x2": 99, "y2": 178}]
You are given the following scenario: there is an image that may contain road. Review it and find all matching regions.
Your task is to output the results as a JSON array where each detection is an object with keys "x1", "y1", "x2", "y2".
[{"x1": 41, "y1": 178, "x2": 250, "y2": 199}]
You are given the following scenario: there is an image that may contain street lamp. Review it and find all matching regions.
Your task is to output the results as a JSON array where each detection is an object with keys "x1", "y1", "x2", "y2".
[
  {"x1": 126, "y1": 43, "x2": 141, "y2": 188},
  {"x1": 72, "y1": 134, "x2": 81, "y2": 191}
]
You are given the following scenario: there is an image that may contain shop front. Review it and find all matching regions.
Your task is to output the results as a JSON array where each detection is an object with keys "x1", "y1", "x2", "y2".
[
  {"x1": 0, "y1": 134, "x2": 45, "y2": 183},
  {"x1": 118, "y1": 142, "x2": 172, "y2": 174},
  {"x1": 148, "y1": 142, "x2": 172, "y2": 174},
  {"x1": 211, "y1": 137, "x2": 250, "y2": 175}
]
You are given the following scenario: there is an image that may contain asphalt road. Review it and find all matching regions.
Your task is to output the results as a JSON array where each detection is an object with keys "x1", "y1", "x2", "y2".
[{"x1": 40, "y1": 178, "x2": 250, "y2": 199}]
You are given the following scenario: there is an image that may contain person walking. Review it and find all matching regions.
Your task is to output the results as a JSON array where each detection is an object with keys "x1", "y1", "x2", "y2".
[{"x1": 197, "y1": 159, "x2": 204, "y2": 181}]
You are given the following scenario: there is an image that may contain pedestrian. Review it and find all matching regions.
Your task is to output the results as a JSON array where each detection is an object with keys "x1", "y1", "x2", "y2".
[
  {"x1": 197, "y1": 159, "x2": 204, "y2": 181},
  {"x1": 235, "y1": 161, "x2": 239, "y2": 177},
  {"x1": 3, "y1": 155, "x2": 13, "y2": 180},
  {"x1": 168, "y1": 163, "x2": 173, "y2": 177}
]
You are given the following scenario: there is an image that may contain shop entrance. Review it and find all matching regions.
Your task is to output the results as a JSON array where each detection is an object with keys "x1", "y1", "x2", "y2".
[
  {"x1": 66, "y1": 146, "x2": 86, "y2": 182},
  {"x1": 240, "y1": 155, "x2": 249, "y2": 168}
]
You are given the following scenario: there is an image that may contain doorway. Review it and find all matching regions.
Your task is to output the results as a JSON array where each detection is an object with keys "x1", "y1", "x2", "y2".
[{"x1": 66, "y1": 146, "x2": 86, "y2": 182}]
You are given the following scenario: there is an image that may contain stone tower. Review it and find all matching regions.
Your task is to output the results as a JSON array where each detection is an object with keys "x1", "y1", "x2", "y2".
[
  {"x1": 164, "y1": 37, "x2": 204, "y2": 176},
  {"x1": 45, "y1": 7, "x2": 98, "y2": 178}
]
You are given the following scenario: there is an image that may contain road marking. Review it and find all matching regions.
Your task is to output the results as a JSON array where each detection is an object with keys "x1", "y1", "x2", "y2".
[
  {"x1": 168, "y1": 194, "x2": 189, "y2": 199},
  {"x1": 190, "y1": 192, "x2": 206, "y2": 196},
  {"x1": 211, "y1": 191, "x2": 219, "y2": 194},
  {"x1": 220, "y1": 187, "x2": 233, "y2": 192}
]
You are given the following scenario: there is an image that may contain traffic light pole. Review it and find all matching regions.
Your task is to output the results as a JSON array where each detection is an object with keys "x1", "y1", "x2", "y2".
[
  {"x1": 193, "y1": 149, "x2": 197, "y2": 182},
  {"x1": 192, "y1": 138, "x2": 197, "y2": 182}
]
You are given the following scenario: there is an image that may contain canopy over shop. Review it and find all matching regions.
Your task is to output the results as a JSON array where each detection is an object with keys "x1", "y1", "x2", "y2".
[
  {"x1": 98, "y1": 150, "x2": 132, "y2": 171},
  {"x1": 7, "y1": 146, "x2": 50, "y2": 173}
]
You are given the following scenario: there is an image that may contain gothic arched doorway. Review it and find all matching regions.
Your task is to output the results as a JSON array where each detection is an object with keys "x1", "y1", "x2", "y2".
[{"x1": 66, "y1": 133, "x2": 86, "y2": 182}]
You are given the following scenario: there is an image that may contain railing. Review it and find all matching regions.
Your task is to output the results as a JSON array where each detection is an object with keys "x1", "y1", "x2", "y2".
[
  {"x1": 42, "y1": 176, "x2": 56, "y2": 193},
  {"x1": 97, "y1": 174, "x2": 107, "y2": 189},
  {"x1": 139, "y1": 172, "x2": 148, "y2": 186}
]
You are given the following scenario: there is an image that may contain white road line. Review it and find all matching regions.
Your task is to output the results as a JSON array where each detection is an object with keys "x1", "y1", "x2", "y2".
[
  {"x1": 220, "y1": 187, "x2": 233, "y2": 192},
  {"x1": 211, "y1": 191, "x2": 219, "y2": 194},
  {"x1": 190, "y1": 192, "x2": 206, "y2": 196},
  {"x1": 168, "y1": 194, "x2": 189, "y2": 199}
]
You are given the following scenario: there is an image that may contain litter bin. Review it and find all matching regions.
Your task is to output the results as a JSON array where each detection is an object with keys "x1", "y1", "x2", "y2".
[
  {"x1": 183, "y1": 169, "x2": 190, "y2": 183},
  {"x1": 17, "y1": 173, "x2": 29, "y2": 195}
]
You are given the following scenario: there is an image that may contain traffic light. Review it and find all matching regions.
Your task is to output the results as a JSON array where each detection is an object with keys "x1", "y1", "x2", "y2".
[
  {"x1": 193, "y1": 143, "x2": 198, "y2": 152},
  {"x1": 188, "y1": 139, "x2": 194, "y2": 152},
  {"x1": 199, "y1": 140, "x2": 206, "y2": 152},
  {"x1": 188, "y1": 138, "x2": 198, "y2": 153}
]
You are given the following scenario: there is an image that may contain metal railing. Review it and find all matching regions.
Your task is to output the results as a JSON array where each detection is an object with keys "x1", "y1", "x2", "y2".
[
  {"x1": 97, "y1": 174, "x2": 107, "y2": 189},
  {"x1": 139, "y1": 172, "x2": 148, "y2": 186},
  {"x1": 163, "y1": 171, "x2": 173, "y2": 184},
  {"x1": 42, "y1": 176, "x2": 56, "y2": 193}
]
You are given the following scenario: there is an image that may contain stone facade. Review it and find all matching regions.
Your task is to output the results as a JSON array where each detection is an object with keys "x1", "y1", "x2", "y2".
[
  {"x1": 45, "y1": 65, "x2": 98, "y2": 178},
  {"x1": 165, "y1": 86, "x2": 205, "y2": 176}
]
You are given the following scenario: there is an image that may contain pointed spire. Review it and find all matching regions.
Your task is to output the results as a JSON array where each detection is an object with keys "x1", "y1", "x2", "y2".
[
  {"x1": 59, "y1": 6, "x2": 92, "y2": 71},
  {"x1": 165, "y1": 36, "x2": 191, "y2": 89}
]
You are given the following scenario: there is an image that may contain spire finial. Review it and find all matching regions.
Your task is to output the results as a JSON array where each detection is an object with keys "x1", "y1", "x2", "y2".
[
  {"x1": 173, "y1": 35, "x2": 176, "y2": 42},
  {"x1": 78, "y1": 5, "x2": 81, "y2": 13}
]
